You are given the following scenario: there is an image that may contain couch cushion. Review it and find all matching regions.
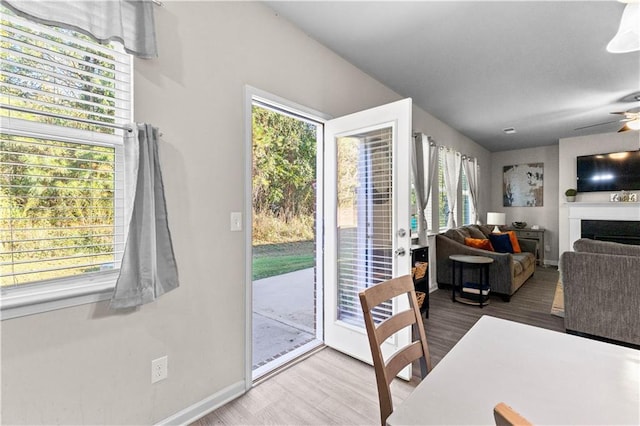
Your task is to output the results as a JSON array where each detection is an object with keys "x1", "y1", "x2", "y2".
[
  {"x1": 513, "y1": 252, "x2": 535, "y2": 271},
  {"x1": 467, "y1": 225, "x2": 487, "y2": 239},
  {"x1": 464, "y1": 237, "x2": 494, "y2": 251},
  {"x1": 477, "y1": 224, "x2": 494, "y2": 237},
  {"x1": 505, "y1": 231, "x2": 521, "y2": 253},
  {"x1": 512, "y1": 258, "x2": 523, "y2": 276},
  {"x1": 444, "y1": 228, "x2": 468, "y2": 244},
  {"x1": 488, "y1": 233, "x2": 514, "y2": 253}
]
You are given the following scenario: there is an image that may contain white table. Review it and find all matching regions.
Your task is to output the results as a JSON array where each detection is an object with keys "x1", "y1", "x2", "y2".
[{"x1": 387, "y1": 316, "x2": 640, "y2": 425}]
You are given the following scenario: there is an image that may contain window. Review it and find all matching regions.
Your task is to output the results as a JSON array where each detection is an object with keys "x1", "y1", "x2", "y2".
[
  {"x1": 428, "y1": 146, "x2": 478, "y2": 231},
  {"x1": 425, "y1": 196, "x2": 433, "y2": 234},
  {"x1": 1, "y1": 7, "x2": 132, "y2": 311}
]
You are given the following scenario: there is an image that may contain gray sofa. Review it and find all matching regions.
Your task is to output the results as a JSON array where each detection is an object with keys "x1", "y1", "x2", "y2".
[
  {"x1": 560, "y1": 238, "x2": 640, "y2": 346},
  {"x1": 436, "y1": 225, "x2": 537, "y2": 301}
]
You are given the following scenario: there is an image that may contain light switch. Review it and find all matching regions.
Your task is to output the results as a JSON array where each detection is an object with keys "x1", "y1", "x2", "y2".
[{"x1": 230, "y1": 212, "x2": 242, "y2": 231}]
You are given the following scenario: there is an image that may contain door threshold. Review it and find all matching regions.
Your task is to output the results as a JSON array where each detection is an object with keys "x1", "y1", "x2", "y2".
[{"x1": 252, "y1": 340, "x2": 325, "y2": 384}]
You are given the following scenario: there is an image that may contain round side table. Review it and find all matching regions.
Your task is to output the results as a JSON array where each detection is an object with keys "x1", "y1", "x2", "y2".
[{"x1": 449, "y1": 254, "x2": 494, "y2": 308}]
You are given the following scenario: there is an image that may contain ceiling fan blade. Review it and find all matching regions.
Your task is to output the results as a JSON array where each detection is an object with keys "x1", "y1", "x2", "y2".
[
  {"x1": 611, "y1": 111, "x2": 640, "y2": 119},
  {"x1": 618, "y1": 124, "x2": 631, "y2": 132},
  {"x1": 610, "y1": 112, "x2": 627, "y2": 115},
  {"x1": 574, "y1": 120, "x2": 619, "y2": 131}
]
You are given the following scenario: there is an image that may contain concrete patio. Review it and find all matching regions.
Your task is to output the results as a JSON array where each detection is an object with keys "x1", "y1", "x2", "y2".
[{"x1": 252, "y1": 267, "x2": 317, "y2": 369}]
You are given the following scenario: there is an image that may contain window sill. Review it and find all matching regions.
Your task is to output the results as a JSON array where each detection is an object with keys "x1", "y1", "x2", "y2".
[{"x1": 1, "y1": 272, "x2": 117, "y2": 320}]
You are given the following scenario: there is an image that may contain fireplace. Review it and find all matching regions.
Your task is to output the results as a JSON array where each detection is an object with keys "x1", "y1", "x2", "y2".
[
  {"x1": 568, "y1": 203, "x2": 640, "y2": 251},
  {"x1": 581, "y1": 220, "x2": 640, "y2": 245}
]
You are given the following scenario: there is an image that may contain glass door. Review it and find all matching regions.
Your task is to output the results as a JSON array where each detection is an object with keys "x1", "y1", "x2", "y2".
[{"x1": 323, "y1": 99, "x2": 413, "y2": 379}]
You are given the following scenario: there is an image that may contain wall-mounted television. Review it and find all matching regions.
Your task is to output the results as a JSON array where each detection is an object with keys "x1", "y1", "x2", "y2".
[{"x1": 577, "y1": 150, "x2": 640, "y2": 192}]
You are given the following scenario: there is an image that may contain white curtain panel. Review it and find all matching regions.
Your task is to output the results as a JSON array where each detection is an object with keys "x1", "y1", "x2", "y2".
[
  {"x1": 443, "y1": 149, "x2": 462, "y2": 229},
  {"x1": 411, "y1": 134, "x2": 429, "y2": 245},
  {"x1": 462, "y1": 156, "x2": 480, "y2": 225},
  {"x1": 111, "y1": 124, "x2": 179, "y2": 309},
  {"x1": 3, "y1": 0, "x2": 158, "y2": 58}
]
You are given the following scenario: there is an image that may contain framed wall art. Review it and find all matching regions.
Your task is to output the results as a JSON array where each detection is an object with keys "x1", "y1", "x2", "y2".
[{"x1": 503, "y1": 163, "x2": 544, "y2": 207}]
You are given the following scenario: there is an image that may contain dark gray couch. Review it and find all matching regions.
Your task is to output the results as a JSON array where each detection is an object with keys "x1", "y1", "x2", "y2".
[
  {"x1": 560, "y1": 238, "x2": 640, "y2": 346},
  {"x1": 436, "y1": 224, "x2": 537, "y2": 301}
]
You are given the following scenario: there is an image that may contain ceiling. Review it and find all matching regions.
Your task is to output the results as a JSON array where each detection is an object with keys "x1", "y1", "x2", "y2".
[{"x1": 266, "y1": 1, "x2": 640, "y2": 152}]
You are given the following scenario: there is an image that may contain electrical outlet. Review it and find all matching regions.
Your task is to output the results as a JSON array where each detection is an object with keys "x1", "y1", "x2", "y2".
[{"x1": 151, "y1": 356, "x2": 168, "y2": 384}]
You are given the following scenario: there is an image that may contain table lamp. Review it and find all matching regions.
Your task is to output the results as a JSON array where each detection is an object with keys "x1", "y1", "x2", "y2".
[{"x1": 487, "y1": 212, "x2": 506, "y2": 233}]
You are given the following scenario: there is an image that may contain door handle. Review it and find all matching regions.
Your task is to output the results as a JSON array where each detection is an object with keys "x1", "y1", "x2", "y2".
[{"x1": 395, "y1": 247, "x2": 406, "y2": 257}]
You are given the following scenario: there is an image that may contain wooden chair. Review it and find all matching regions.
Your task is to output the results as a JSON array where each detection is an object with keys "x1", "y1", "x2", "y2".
[
  {"x1": 359, "y1": 275, "x2": 432, "y2": 426},
  {"x1": 494, "y1": 402, "x2": 533, "y2": 426}
]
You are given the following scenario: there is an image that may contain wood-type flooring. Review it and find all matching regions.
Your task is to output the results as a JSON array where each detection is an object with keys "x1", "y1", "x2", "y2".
[{"x1": 194, "y1": 266, "x2": 563, "y2": 425}]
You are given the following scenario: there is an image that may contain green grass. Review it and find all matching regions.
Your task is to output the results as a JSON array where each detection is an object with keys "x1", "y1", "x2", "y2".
[{"x1": 252, "y1": 240, "x2": 315, "y2": 280}]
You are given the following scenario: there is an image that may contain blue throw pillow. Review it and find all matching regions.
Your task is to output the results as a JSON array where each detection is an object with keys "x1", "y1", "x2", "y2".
[{"x1": 488, "y1": 233, "x2": 514, "y2": 253}]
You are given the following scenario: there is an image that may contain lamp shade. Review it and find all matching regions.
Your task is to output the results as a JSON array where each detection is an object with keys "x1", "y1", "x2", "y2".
[
  {"x1": 487, "y1": 212, "x2": 506, "y2": 233},
  {"x1": 607, "y1": 3, "x2": 640, "y2": 53}
]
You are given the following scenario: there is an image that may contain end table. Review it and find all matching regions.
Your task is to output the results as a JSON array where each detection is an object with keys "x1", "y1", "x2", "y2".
[{"x1": 449, "y1": 254, "x2": 494, "y2": 308}]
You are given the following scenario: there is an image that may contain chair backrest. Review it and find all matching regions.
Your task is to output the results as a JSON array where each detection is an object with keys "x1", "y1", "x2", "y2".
[
  {"x1": 359, "y1": 275, "x2": 432, "y2": 426},
  {"x1": 494, "y1": 402, "x2": 533, "y2": 426}
]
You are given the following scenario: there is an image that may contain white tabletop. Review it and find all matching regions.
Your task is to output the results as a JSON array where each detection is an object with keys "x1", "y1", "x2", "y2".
[{"x1": 387, "y1": 315, "x2": 640, "y2": 425}]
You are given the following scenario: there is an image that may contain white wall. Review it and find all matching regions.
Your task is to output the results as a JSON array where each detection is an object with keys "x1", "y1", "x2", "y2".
[
  {"x1": 0, "y1": 2, "x2": 489, "y2": 424},
  {"x1": 491, "y1": 145, "x2": 560, "y2": 264},
  {"x1": 558, "y1": 131, "x2": 640, "y2": 254}
]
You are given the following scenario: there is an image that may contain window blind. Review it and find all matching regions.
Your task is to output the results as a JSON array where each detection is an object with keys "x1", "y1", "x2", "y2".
[
  {"x1": 1, "y1": 6, "x2": 131, "y2": 132},
  {"x1": 0, "y1": 6, "x2": 131, "y2": 287},
  {"x1": 461, "y1": 168, "x2": 471, "y2": 225}
]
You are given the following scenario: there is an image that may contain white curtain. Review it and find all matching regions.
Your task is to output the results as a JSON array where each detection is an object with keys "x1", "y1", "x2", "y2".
[
  {"x1": 462, "y1": 156, "x2": 480, "y2": 225},
  {"x1": 443, "y1": 148, "x2": 462, "y2": 228},
  {"x1": 411, "y1": 134, "x2": 437, "y2": 245},
  {"x1": 111, "y1": 124, "x2": 179, "y2": 309},
  {"x1": 3, "y1": 0, "x2": 157, "y2": 58}
]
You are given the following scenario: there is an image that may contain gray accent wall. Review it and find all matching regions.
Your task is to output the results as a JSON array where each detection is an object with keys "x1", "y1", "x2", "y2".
[{"x1": 491, "y1": 145, "x2": 560, "y2": 265}]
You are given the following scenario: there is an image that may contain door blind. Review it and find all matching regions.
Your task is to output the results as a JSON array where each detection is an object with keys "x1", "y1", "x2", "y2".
[
  {"x1": 336, "y1": 127, "x2": 393, "y2": 327},
  {"x1": 0, "y1": 5, "x2": 131, "y2": 287}
]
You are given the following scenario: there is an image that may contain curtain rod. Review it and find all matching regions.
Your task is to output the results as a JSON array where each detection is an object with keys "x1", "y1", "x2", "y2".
[
  {"x1": 435, "y1": 141, "x2": 476, "y2": 161},
  {"x1": 440, "y1": 146, "x2": 477, "y2": 162},
  {"x1": 414, "y1": 132, "x2": 477, "y2": 161}
]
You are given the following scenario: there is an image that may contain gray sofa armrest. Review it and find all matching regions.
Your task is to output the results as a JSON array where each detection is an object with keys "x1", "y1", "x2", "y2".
[
  {"x1": 574, "y1": 238, "x2": 640, "y2": 257},
  {"x1": 517, "y1": 238, "x2": 537, "y2": 255},
  {"x1": 560, "y1": 251, "x2": 640, "y2": 345},
  {"x1": 436, "y1": 234, "x2": 514, "y2": 295}
]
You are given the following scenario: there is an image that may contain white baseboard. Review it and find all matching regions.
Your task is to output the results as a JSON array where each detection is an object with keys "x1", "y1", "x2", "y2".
[{"x1": 155, "y1": 380, "x2": 245, "y2": 426}]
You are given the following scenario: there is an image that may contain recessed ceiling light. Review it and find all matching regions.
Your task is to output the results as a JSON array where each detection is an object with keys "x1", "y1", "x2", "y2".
[{"x1": 503, "y1": 127, "x2": 517, "y2": 134}]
